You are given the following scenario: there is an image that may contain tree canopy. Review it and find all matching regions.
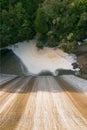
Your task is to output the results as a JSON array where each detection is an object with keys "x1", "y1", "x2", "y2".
[
  {"x1": 0, "y1": 0, "x2": 87, "y2": 52},
  {"x1": 0, "y1": 0, "x2": 40, "y2": 47},
  {"x1": 35, "y1": 0, "x2": 87, "y2": 51}
]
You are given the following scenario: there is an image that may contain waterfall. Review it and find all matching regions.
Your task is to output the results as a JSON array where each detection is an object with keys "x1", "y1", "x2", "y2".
[{"x1": 8, "y1": 39, "x2": 80, "y2": 76}]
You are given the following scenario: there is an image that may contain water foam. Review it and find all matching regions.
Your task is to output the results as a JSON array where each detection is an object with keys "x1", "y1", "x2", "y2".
[{"x1": 8, "y1": 39, "x2": 79, "y2": 75}]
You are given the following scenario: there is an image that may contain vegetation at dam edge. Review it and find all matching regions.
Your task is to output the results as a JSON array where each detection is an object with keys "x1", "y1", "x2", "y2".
[{"x1": 0, "y1": 0, "x2": 87, "y2": 53}]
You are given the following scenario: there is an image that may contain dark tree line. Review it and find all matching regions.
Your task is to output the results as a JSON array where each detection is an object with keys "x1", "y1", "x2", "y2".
[
  {"x1": 0, "y1": 0, "x2": 42, "y2": 47},
  {"x1": 35, "y1": 0, "x2": 87, "y2": 52},
  {"x1": 0, "y1": 0, "x2": 87, "y2": 52}
]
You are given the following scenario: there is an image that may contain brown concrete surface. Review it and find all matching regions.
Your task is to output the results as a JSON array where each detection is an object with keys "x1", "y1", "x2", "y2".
[{"x1": 0, "y1": 76, "x2": 87, "y2": 130}]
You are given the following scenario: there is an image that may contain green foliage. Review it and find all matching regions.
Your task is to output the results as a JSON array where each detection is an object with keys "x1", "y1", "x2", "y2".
[
  {"x1": 35, "y1": 0, "x2": 87, "y2": 52},
  {"x1": 36, "y1": 33, "x2": 47, "y2": 49},
  {"x1": 0, "y1": 0, "x2": 87, "y2": 53},
  {"x1": 35, "y1": 7, "x2": 48, "y2": 34},
  {"x1": 37, "y1": 41, "x2": 44, "y2": 49},
  {"x1": 61, "y1": 42, "x2": 77, "y2": 53},
  {"x1": 0, "y1": 0, "x2": 38, "y2": 47}
]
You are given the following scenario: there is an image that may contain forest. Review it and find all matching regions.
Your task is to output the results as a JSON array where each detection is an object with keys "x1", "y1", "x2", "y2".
[{"x1": 0, "y1": 0, "x2": 87, "y2": 52}]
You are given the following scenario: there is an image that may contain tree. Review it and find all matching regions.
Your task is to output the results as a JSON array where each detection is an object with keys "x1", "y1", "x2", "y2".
[
  {"x1": 35, "y1": 0, "x2": 87, "y2": 50},
  {"x1": 0, "y1": 0, "x2": 38, "y2": 47},
  {"x1": 35, "y1": 7, "x2": 48, "y2": 34}
]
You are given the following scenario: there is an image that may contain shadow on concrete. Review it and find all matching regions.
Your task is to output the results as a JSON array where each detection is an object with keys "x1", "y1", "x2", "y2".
[{"x1": 0, "y1": 75, "x2": 86, "y2": 94}]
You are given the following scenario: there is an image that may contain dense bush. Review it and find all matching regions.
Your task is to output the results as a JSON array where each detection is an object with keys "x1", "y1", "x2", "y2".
[
  {"x1": 35, "y1": 0, "x2": 87, "y2": 52},
  {"x1": 0, "y1": 0, "x2": 39, "y2": 47},
  {"x1": 0, "y1": 0, "x2": 87, "y2": 53}
]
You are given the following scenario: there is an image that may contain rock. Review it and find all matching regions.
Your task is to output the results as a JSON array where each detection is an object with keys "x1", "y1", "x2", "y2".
[{"x1": 72, "y1": 63, "x2": 79, "y2": 69}]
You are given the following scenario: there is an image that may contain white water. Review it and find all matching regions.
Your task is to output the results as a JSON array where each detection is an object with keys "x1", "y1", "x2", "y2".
[{"x1": 8, "y1": 39, "x2": 79, "y2": 75}]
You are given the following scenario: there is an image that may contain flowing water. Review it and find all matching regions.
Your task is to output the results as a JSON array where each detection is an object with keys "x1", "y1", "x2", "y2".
[
  {"x1": 0, "y1": 76, "x2": 87, "y2": 130},
  {"x1": 8, "y1": 39, "x2": 79, "y2": 76}
]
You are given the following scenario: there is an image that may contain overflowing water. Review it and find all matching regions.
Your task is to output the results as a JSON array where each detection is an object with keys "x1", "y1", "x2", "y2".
[{"x1": 8, "y1": 39, "x2": 79, "y2": 76}]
